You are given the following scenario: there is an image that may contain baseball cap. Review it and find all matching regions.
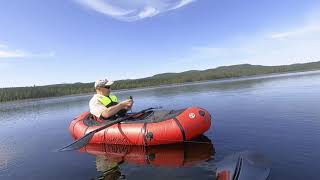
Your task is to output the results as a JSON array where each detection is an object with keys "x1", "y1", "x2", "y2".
[{"x1": 94, "y1": 78, "x2": 114, "y2": 89}]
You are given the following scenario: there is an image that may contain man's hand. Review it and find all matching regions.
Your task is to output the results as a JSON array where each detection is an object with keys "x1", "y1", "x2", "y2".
[{"x1": 119, "y1": 99, "x2": 133, "y2": 110}]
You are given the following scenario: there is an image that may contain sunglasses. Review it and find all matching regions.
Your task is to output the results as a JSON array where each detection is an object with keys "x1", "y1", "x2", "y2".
[{"x1": 104, "y1": 86, "x2": 111, "y2": 89}]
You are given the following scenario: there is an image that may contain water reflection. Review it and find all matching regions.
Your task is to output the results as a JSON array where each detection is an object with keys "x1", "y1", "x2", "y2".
[
  {"x1": 1, "y1": 71, "x2": 319, "y2": 179},
  {"x1": 80, "y1": 136, "x2": 215, "y2": 179},
  {"x1": 78, "y1": 136, "x2": 271, "y2": 180}
]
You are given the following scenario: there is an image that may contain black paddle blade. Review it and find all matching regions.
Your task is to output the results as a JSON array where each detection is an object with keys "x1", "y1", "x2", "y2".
[{"x1": 58, "y1": 132, "x2": 95, "y2": 152}]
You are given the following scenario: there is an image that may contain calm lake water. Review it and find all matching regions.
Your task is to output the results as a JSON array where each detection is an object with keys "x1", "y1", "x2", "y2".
[{"x1": 1, "y1": 71, "x2": 320, "y2": 180}]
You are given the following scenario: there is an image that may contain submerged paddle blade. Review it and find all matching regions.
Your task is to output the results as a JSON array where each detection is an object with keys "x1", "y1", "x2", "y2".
[
  {"x1": 58, "y1": 132, "x2": 95, "y2": 152},
  {"x1": 216, "y1": 151, "x2": 271, "y2": 180}
]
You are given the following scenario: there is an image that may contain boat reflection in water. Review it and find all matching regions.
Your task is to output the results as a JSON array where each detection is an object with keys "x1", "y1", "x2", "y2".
[{"x1": 79, "y1": 135, "x2": 215, "y2": 179}]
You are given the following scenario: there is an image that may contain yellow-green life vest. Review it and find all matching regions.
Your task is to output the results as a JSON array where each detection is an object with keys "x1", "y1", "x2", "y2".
[
  {"x1": 98, "y1": 94, "x2": 127, "y2": 119},
  {"x1": 98, "y1": 94, "x2": 118, "y2": 107}
]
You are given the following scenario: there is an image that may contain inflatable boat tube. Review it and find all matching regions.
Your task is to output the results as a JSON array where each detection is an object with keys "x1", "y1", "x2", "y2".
[{"x1": 69, "y1": 106, "x2": 211, "y2": 146}]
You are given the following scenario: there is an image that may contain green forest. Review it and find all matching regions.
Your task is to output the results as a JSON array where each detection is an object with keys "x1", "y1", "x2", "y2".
[{"x1": 1, "y1": 61, "x2": 320, "y2": 102}]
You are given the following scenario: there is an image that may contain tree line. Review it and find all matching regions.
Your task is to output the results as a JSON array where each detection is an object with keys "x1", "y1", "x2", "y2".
[{"x1": 1, "y1": 61, "x2": 320, "y2": 102}]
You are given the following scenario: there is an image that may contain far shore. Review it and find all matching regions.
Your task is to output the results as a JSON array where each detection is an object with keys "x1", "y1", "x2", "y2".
[{"x1": 1, "y1": 69, "x2": 320, "y2": 105}]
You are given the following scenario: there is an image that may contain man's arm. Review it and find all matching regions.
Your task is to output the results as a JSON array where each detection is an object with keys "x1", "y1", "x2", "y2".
[{"x1": 101, "y1": 99, "x2": 133, "y2": 118}]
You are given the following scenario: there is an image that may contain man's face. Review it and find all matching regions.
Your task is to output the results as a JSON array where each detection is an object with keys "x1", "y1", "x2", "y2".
[{"x1": 98, "y1": 86, "x2": 111, "y2": 96}]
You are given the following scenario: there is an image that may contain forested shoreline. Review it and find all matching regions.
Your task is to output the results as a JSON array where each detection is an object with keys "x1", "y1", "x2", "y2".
[{"x1": 1, "y1": 61, "x2": 320, "y2": 102}]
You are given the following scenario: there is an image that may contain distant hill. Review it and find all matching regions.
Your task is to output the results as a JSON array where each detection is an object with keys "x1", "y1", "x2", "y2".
[{"x1": 1, "y1": 61, "x2": 320, "y2": 102}]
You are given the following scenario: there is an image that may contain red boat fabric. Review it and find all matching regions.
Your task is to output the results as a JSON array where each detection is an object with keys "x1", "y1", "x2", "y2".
[{"x1": 69, "y1": 107, "x2": 211, "y2": 146}]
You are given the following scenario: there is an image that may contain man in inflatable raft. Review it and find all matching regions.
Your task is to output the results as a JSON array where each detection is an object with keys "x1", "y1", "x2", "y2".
[{"x1": 89, "y1": 78, "x2": 134, "y2": 120}]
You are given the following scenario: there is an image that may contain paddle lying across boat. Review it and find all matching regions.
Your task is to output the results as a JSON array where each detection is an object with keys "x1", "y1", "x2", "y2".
[{"x1": 69, "y1": 106, "x2": 212, "y2": 146}]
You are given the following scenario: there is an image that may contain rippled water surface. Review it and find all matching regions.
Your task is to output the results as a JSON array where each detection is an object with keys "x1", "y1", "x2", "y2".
[{"x1": 1, "y1": 71, "x2": 320, "y2": 180}]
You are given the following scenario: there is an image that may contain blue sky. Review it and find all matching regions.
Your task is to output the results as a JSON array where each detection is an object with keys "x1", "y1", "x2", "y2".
[{"x1": 0, "y1": 0, "x2": 320, "y2": 88}]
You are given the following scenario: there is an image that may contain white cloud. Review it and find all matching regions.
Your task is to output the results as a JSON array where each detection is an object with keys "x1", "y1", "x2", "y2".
[
  {"x1": 167, "y1": 8, "x2": 320, "y2": 69},
  {"x1": 75, "y1": 0, "x2": 196, "y2": 21},
  {"x1": 0, "y1": 50, "x2": 29, "y2": 58},
  {"x1": 271, "y1": 25, "x2": 320, "y2": 39},
  {"x1": 0, "y1": 44, "x2": 55, "y2": 59},
  {"x1": 170, "y1": 0, "x2": 196, "y2": 10},
  {"x1": 271, "y1": 8, "x2": 320, "y2": 39},
  {"x1": 76, "y1": 0, "x2": 135, "y2": 17},
  {"x1": 0, "y1": 43, "x2": 8, "y2": 49},
  {"x1": 172, "y1": 32, "x2": 320, "y2": 68},
  {"x1": 138, "y1": 6, "x2": 159, "y2": 19}
]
